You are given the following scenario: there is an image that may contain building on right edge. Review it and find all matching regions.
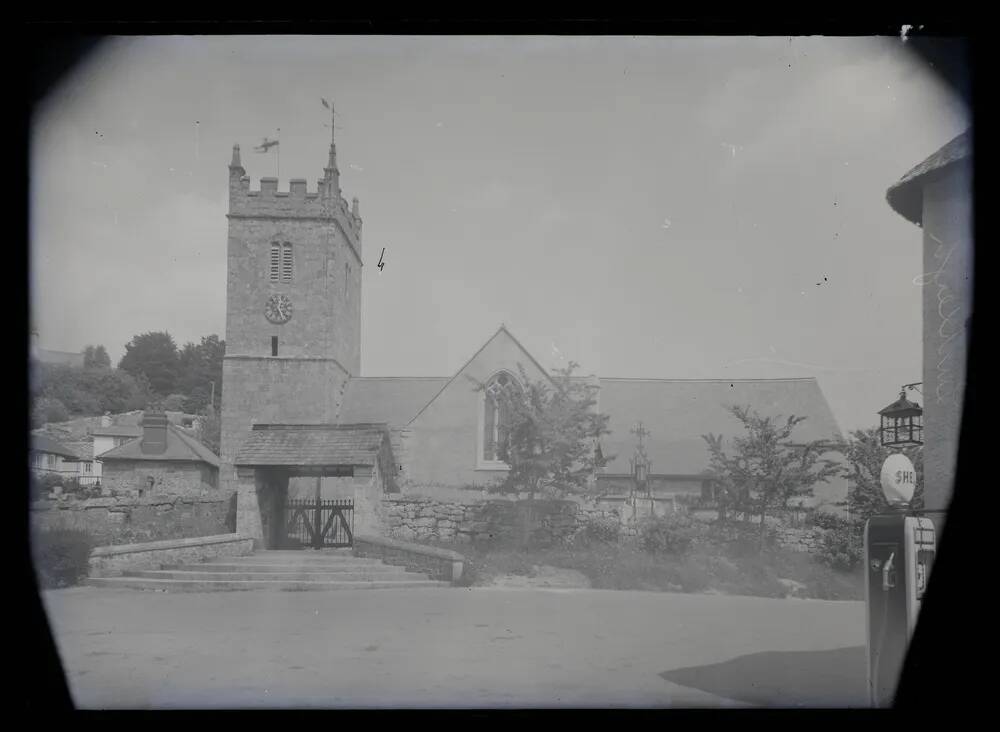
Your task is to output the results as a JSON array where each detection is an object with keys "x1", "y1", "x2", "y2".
[{"x1": 886, "y1": 129, "x2": 973, "y2": 535}]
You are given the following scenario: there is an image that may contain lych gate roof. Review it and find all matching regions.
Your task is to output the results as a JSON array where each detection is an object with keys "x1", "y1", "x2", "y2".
[
  {"x1": 235, "y1": 424, "x2": 390, "y2": 467},
  {"x1": 596, "y1": 377, "x2": 844, "y2": 476},
  {"x1": 99, "y1": 423, "x2": 220, "y2": 467}
]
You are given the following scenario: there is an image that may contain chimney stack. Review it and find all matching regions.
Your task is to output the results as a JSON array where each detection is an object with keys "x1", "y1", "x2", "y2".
[
  {"x1": 140, "y1": 411, "x2": 169, "y2": 455},
  {"x1": 101, "y1": 412, "x2": 113, "y2": 428}
]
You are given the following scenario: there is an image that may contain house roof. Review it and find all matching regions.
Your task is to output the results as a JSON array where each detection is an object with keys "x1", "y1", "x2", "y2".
[
  {"x1": 99, "y1": 423, "x2": 219, "y2": 467},
  {"x1": 32, "y1": 349, "x2": 85, "y2": 367},
  {"x1": 887, "y1": 129, "x2": 972, "y2": 226},
  {"x1": 90, "y1": 425, "x2": 144, "y2": 438},
  {"x1": 234, "y1": 424, "x2": 390, "y2": 467},
  {"x1": 338, "y1": 377, "x2": 449, "y2": 427},
  {"x1": 30, "y1": 433, "x2": 83, "y2": 460},
  {"x1": 596, "y1": 377, "x2": 844, "y2": 477}
]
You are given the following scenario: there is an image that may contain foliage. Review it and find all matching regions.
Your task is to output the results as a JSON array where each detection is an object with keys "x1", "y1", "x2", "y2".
[
  {"x1": 638, "y1": 513, "x2": 703, "y2": 556},
  {"x1": 196, "y1": 407, "x2": 222, "y2": 455},
  {"x1": 31, "y1": 397, "x2": 70, "y2": 427},
  {"x1": 839, "y1": 427, "x2": 924, "y2": 522},
  {"x1": 176, "y1": 335, "x2": 225, "y2": 413},
  {"x1": 704, "y1": 518, "x2": 780, "y2": 556},
  {"x1": 30, "y1": 362, "x2": 151, "y2": 422},
  {"x1": 161, "y1": 393, "x2": 188, "y2": 412},
  {"x1": 420, "y1": 538, "x2": 863, "y2": 600},
  {"x1": 118, "y1": 331, "x2": 182, "y2": 396},
  {"x1": 83, "y1": 344, "x2": 111, "y2": 369},
  {"x1": 702, "y1": 405, "x2": 842, "y2": 551},
  {"x1": 31, "y1": 528, "x2": 94, "y2": 588},
  {"x1": 814, "y1": 520, "x2": 865, "y2": 572},
  {"x1": 578, "y1": 515, "x2": 620, "y2": 545},
  {"x1": 469, "y1": 361, "x2": 612, "y2": 498}
]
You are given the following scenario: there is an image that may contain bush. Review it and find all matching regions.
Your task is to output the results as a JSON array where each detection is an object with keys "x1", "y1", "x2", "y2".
[
  {"x1": 639, "y1": 514, "x2": 703, "y2": 556},
  {"x1": 806, "y1": 510, "x2": 853, "y2": 531},
  {"x1": 579, "y1": 515, "x2": 620, "y2": 544},
  {"x1": 704, "y1": 519, "x2": 779, "y2": 556},
  {"x1": 814, "y1": 520, "x2": 865, "y2": 571},
  {"x1": 31, "y1": 397, "x2": 70, "y2": 427},
  {"x1": 32, "y1": 529, "x2": 93, "y2": 588}
]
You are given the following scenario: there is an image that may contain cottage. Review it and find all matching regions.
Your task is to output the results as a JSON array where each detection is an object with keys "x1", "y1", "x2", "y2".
[{"x1": 98, "y1": 410, "x2": 220, "y2": 496}]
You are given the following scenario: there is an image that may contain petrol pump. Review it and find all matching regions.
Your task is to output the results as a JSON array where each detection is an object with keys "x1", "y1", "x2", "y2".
[{"x1": 866, "y1": 388, "x2": 935, "y2": 707}]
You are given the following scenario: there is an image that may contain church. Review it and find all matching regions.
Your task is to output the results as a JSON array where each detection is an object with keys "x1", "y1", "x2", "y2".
[{"x1": 220, "y1": 109, "x2": 847, "y2": 549}]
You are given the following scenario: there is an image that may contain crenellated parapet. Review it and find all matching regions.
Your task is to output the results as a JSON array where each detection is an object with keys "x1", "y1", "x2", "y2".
[{"x1": 227, "y1": 144, "x2": 362, "y2": 240}]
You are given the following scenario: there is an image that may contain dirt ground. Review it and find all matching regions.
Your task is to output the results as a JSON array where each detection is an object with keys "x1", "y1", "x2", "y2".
[{"x1": 41, "y1": 585, "x2": 868, "y2": 708}]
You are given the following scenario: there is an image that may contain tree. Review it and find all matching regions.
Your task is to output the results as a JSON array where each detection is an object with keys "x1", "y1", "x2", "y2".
[
  {"x1": 31, "y1": 397, "x2": 69, "y2": 427},
  {"x1": 840, "y1": 427, "x2": 924, "y2": 523},
  {"x1": 471, "y1": 361, "x2": 612, "y2": 499},
  {"x1": 83, "y1": 344, "x2": 111, "y2": 369},
  {"x1": 702, "y1": 405, "x2": 843, "y2": 551},
  {"x1": 196, "y1": 407, "x2": 221, "y2": 455},
  {"x1": 176, "y1": 335, "x2": 225, "y2": 413},
  {"x1": 118, "y1": 332, "x2": 180, "y2": 396}
]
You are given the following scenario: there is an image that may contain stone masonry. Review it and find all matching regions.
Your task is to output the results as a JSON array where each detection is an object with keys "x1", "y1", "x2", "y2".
[
  {"x1": 29, "y1": 492, "x2": 237, "y2": 547},
  {"x1": 220, "y1": 128, "x2": 362, "y2": 494}
]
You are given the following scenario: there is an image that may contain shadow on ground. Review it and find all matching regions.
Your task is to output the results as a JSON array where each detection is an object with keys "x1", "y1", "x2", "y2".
[{"x1": 660, "y1": 646, "x2": 868, "y2": 708}]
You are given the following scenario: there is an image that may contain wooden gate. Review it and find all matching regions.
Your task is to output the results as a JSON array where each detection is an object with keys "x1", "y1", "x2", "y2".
[{"x1": 279, "y1": 497, "x2": 354, "y2": 549}]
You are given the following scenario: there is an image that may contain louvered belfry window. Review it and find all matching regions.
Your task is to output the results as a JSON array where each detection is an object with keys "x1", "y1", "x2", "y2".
[
  {"x1": 281, "y1": 243, "x2": 293, "y2": 282},
  {"x1": 269, "y1": 243, "x2": 280, "y2": 281}
]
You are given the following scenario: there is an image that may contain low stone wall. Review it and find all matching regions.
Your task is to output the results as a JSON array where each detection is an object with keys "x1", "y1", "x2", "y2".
[
  {"x1": 379, "y1": 493, "x2": 621, "y2": 546},
  {"x1": 353, "y1": 534, "x2": 465, "y2": 583},
  {"x1": 775, "y1": 526, "x2": 829, "y2": 553},
  {"x1": 89, "y1": 533, "x2": 254, "y2": 577},
  {"x1": 29, "y1": 492, "x2": 237, "y2": 547}
]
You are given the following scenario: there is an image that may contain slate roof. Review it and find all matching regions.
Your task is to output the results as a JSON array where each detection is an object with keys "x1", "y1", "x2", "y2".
[
  {"x1": 338, "y1": 377, "x2": 449, "y2": 427},
  {"x1": 89, "y1": 425, "x2": 144, "y2": 438},
  {"x1": 234, "y1": 424, "x2": 390, "y2": 467},
  {"x1": 887, "y1": 129, "x2": 972, "y2": 226},
  {"x1": 30, "y1": 433, "x2": 83, "y2": 460},
  {"x1": 596, "y1": 377, "x2": 844, "y2": 477},
  {"x1": 99, "y1": 423, "x2": 220, "y2": 467}
]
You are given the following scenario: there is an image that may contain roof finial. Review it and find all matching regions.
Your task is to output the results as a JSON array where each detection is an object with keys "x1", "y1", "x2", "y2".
[{"x1": 230, "y1": 143, "x2": 242, "y2": 169}]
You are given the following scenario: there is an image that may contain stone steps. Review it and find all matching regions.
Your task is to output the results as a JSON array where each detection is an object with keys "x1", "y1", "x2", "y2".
[
  {"x1": 129, "y1": 569, "x2": 425, "y2": 582},
  {"x1": 87, "y1": 549, "x2": 452, "y2": 592},
  {"x1": 87, "y1": 577, "x2": 452, "y2": 592}
]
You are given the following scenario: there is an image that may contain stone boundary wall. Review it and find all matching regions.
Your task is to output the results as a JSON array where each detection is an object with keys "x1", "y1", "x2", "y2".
[
  {"x1": 89, "y1": 533, "x2": 254, "y2": 577},
  {"x1": 378, "y1": 493, "x2": 621, "y2": 546},
  {"x1": 775, "y1": 526, "x2": 830, "y2": 553},
  {"x1": 353, "y1": 534, "x2": 465, "y2": 583},
  {"x1": 30, "y1": 492, "x2": 237, "y2": 547}
]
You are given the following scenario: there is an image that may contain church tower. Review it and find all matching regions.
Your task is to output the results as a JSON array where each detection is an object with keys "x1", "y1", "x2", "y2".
[{"x1": 220, "y1": 106, "x2": 363, "y2": 490}]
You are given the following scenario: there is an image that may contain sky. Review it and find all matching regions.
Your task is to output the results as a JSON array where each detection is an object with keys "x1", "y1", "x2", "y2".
[{"x1": 29, "y1": 35, "x2": 969, "y2": 432}]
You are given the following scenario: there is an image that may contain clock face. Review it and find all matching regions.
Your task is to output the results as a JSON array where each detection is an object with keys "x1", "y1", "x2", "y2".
[{"x1": 265, "y1": 294, "x2": 293, "y2": 324}]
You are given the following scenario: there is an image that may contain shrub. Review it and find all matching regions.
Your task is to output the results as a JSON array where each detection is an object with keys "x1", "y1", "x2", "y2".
[
  {"x1": 32, "y1": 528, "x2": 93, "y2": 588},
  {"x1": 639, "y1": 514, "x2": 703, "y2": 556},
  {"x1": 705, "y1": 519, "x2": 779, "y2": 556},
  {"x1": 579, "y1": 515, "x2": 620, "y2": 544},
  {"x1": 806, "y1": 510, "x2": 853, "y2": 531},
  {"x1": 814, "y1": 520, "x2": 865, "y2": 571},
  {"x1": 31, "y1": 397, "x2": 70, "y2": 427}
]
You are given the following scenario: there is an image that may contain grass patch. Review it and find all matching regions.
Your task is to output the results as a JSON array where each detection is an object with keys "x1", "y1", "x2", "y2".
[{"x1": 418, "y1": 534, "x2": 863, "y2": 600}]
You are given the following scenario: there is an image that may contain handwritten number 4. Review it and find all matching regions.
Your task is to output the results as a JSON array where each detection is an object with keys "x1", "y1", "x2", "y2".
[{"x1": 378, "y1": 248, "x2": 385, "y2": 272}]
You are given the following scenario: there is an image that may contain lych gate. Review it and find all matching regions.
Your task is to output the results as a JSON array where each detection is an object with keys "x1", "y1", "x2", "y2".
[{"x1": 232, "y1": 424, "x2": 397, "y2": 550}]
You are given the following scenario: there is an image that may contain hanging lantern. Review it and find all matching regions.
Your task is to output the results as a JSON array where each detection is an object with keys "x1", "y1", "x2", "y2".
[{"x1": 878, "y1": 388, "x2": 924, "y2": 448}]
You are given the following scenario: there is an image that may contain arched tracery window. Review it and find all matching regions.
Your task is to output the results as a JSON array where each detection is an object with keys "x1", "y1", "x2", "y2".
[{"x1": 482, "y1": 371, "x2": 521, "y2": 463}]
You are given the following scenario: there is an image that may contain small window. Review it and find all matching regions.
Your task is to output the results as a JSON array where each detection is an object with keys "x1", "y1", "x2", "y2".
[
  {"x1": 271, "y1": 336, "x2": 278, "y2": 356},
  {"x1": 84, "y1": 462, "x2": 92, "y2": 474},
  {"x1": 281, "y1": 243, "x2": 293, "y2": 282},
  {"x1": 270, "y1": 243, "x2": 280, "y2": 281}
]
